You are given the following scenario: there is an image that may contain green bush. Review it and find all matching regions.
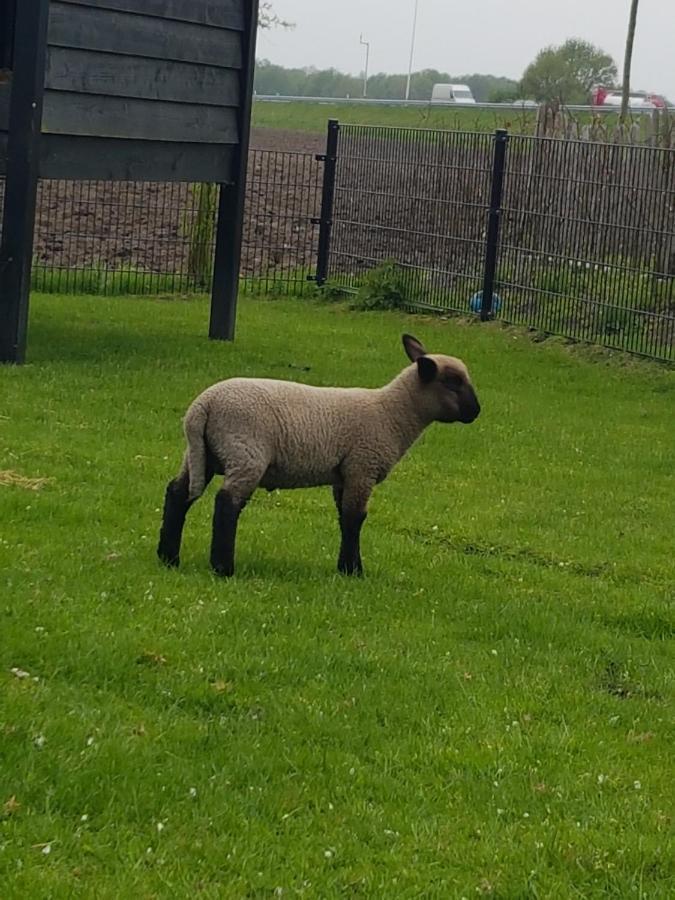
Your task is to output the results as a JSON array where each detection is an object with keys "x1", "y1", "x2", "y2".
[
  {"x1": 352, "y1": 260, "x2": 412, "y2": 311},
  {"x1": 185, "y1": 183, "x2": 218, "y2": 289}
]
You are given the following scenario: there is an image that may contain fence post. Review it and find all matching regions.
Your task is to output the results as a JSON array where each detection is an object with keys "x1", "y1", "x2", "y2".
[
  {"x1": 314, "y1": 119, "x2": 340, "y2": 287},
  {"x1": 480, "y1": 129, "x2": 509, "y2": 322}
]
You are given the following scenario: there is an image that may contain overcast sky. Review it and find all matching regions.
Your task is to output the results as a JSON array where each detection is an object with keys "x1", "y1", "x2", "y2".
[{"x1": 257, "y1": 0, "x2": 674, "y2": 100}]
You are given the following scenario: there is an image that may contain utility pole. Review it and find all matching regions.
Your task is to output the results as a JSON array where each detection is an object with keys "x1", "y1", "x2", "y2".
[{"x1": 620, "y1": 0, "x2": 640, "y2": 120}]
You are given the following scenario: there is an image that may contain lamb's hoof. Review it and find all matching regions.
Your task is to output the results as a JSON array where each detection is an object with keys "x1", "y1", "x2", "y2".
[
  {"x1": 158, "y1": 548, "x2": 180, "y2": 568},
  {"x1": 212, "y1": 562, "x2": 234, "y2": 578},
  {"x1": 338, "y1": 559, "x2": 364, "y2": 577}
]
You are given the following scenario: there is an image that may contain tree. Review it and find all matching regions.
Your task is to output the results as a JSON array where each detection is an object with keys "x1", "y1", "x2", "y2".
[
  {"x1": 521, "y1": 39, "x2": 617, "y2": 104},
  {"x1": 259, "y1": 3, "x2": 292, "y2": 30},
  {"x1": 621, "y1": 0, "x2": 640, "y2": 119}
]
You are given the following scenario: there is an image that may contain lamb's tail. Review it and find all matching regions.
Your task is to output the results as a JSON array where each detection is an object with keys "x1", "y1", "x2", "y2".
[{"x1": 182, "y1": 400, "x2": 209, "y2": 500}]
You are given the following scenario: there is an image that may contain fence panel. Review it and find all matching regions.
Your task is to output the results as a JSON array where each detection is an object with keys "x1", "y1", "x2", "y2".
[
  {"x1": 329, "y1": 123, "x2": 493, "y2": 312},
  {"x1": 18, "y1": 148, "x2": 322, "y2": 296},
  {"x1": 241, "y1": 149, "x2": 322, "y2": 293},
  {"x1": 496, "y1": 136, "x2": 675, "y2": 361},
  {"x1": 32, "y1": 179, "x2": 204, "y2": 294}
]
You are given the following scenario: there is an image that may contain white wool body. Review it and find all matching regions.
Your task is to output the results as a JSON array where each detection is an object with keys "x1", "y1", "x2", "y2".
[{"x1": 181, "y1": 367, "x2": 429, "y2": 501}]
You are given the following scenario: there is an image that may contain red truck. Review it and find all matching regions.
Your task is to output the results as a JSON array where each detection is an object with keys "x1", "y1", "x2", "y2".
[{"x1": 591, "y1": 86, "x2": 667, "y2": 109}]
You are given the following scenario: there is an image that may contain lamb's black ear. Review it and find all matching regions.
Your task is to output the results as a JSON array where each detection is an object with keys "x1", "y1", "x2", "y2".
[
  {"x1": 416, "y1": 355, "x2": 437, "y2": 384},
  {"x1": 402, "y1": 333, "x2": 427, "y2": 362}
]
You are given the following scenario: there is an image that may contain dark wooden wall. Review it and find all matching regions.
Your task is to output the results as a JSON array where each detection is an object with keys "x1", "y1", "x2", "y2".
[
  {"x1": 0, "y1": 75, "x2": 9, "y2": 162},
  {"x1": 1, "y1": 0, "x2": 258, "y2": 362},
  {"x1": 2, "y1": 0, "x2": 248, "y2": 181},
  {"x1": 0, "y1": 0, "x2": 14, "y2": 163}
]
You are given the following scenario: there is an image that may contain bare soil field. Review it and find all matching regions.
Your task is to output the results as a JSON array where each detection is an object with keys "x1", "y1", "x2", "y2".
[{"x1": 24, "y1": 127, "x2": 324, "y2": 279}]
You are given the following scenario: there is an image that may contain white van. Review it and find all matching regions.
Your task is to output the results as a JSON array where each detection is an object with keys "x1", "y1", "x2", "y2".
[{"x1": 431, "y1": 83, "x2": 476, "y2": 104}]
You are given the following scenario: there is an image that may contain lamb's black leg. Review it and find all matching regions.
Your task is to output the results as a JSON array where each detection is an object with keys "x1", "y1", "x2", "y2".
[
  {"x1": 332, "y1": 484, "x2": 343, "y2": 518},
  {"x1": 210, "y1": 489, "x2": 247, "y2": 577},
  {"x1": 158, "y1": 465, "x2": 213, "y2": 567},
  {"x1": 336, "y1": 483, "x2": 370, "y2": 576},
  {"x1": 338, "y1": 510, "x2": 367, "y2": 575},
  {"x1": 157, "y1": 473, "x2": 193, "y2": 567}
]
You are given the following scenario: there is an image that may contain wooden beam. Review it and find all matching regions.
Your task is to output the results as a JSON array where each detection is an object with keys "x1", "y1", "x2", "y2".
[
  {"x1": 0, "y1": 0, "x2": 50, "y2": 364},
  {"x1": 48, "y1": 2, "x2": 243, "y2": 69},
  {"x1": 40, "y1": 134, "x2": 235, "y2": 182},
  {"x1": 45, "y1": 47, "x2": 240, "y2": 107},
  {"x1": 55, "y1": 0, "x2": 245, "y2": 31},
  {"x1": 42, "y1": 91, "x2": 239, "y2": 143},
  {"x1": 0, "y1": 75, "x2": 10, "y2": 132}
]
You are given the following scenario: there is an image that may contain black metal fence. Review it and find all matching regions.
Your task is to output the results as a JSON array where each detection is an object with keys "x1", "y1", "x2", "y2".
[
  {"x1": 328, "y1": 122, "x2": 675, "y2": 362},
  {"x1": 497, "y1": 136, "x2": 675, "y2": 359},
  {"x1": 330, "y1": 125, "x2": 493, "y2": 307},
  {"x1": 32, "y1": 179, "x2": 203, "y2": 295},
  {"x1": 242, "y1": 149, "x2": 322, "y2": 292},
  {"x1": 2, "y1": 120, "x2": 674, "y2": 362},
  {"x1": 1, "y1": 148, "x2": 323, "y2": 297}
]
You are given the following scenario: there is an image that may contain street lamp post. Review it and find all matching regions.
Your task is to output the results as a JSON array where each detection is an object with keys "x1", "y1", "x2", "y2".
[
  {"x1": 405, "y1": 0, "x2": 419, "y2": 101},
  {"x1": 359, "y1": 33, "x2": 370, "y2": 97}
]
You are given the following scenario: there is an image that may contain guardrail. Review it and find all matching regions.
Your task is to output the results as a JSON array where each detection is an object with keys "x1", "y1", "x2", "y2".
[{"x1": 253, "y1": 94, "x2": 674, "y2": 113}]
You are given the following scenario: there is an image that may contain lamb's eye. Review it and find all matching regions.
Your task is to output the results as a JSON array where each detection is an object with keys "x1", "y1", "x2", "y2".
[{"x1": 445, "y1": 375, "x2": 463, "y2": 391}]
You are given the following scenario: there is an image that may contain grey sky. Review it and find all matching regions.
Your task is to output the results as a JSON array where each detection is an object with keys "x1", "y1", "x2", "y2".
[{"x1": 257, "y1": 0, "x2": 674, "y2": 100}]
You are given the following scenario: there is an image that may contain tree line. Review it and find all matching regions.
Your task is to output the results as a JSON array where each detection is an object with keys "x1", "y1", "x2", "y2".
[{"x1": 254, "y1": 61, "x2": 520, "y2": 103}]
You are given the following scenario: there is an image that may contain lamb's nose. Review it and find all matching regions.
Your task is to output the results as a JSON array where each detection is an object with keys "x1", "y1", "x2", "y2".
[{"x1": 461, "y1": 391, "x2": 480, "y2": 423}]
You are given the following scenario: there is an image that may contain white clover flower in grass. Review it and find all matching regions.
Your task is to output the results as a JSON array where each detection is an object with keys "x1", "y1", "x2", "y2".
[
  {"x1": 634, "y1": 780, "x2": 642, "y2": 790},
  {"x1": 10, "y1": 667, "x2": 31, "y2": 680}
]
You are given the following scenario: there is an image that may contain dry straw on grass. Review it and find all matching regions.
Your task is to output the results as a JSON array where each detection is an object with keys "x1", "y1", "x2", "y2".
[{"x1": 0, "y1": 470, "x2": 53, "y2": 491}]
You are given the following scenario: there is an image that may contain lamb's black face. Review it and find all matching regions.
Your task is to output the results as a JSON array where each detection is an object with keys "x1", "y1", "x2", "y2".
[
  {"x1": 428, "y1": 363, "x2": 481, "y2": 424},
  {"x1": 401, "y1": 333, "x2": 480, "y2": 426}
]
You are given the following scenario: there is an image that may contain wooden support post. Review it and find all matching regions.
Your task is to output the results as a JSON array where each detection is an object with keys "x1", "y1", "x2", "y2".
[
  {"x1": 0, "y1": 0, "x2": 50, "y2": 364},
  {"x1": 209, "y1": 0, "x2": 260, "y2": 342}
]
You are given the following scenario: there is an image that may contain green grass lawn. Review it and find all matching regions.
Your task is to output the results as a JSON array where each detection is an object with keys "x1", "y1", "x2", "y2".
[
  {"x1": 252, "y1": 101, "x2": 539, "y2": 135},
  {"x1": 251, "y1": 100, "x2": 629, "y2": 136},
  {"x1": 1, "y1": 293, "x2": 674, "y2": 897}
]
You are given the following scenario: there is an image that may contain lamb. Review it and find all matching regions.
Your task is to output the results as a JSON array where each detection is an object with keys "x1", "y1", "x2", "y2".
[{"x1": 157, "y1": 333, "x2": 480, "y2": 577}]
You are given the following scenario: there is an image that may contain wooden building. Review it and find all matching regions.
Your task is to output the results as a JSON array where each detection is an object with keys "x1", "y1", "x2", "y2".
[{"x1": 0, "y1": 0, "x2": 259, "y2": 363}]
